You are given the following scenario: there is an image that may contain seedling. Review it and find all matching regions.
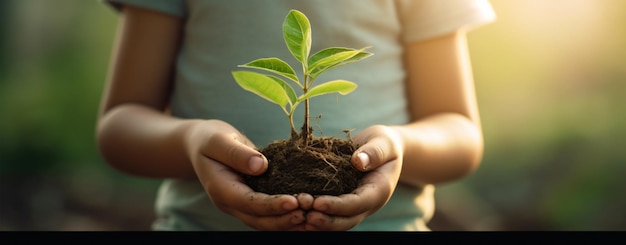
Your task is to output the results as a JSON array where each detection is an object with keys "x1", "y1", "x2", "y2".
[{"x1": 232, "y1": 9, "x2": 372, "y2": 146}]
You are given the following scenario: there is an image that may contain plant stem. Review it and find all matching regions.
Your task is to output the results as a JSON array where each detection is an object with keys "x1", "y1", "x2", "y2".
[
  {"x1": 302, "y1": 98, "x2": 310, "y2": 146},
  {"x1": 289, "y1": 115, "x2": 297, "y2": 139},
  {"x1": 301, "y1": 74, "x2": 311, "y2": 146}
]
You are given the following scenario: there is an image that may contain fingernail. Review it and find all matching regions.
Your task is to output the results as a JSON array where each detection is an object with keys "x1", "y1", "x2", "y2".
[
  {"x1": 357, "y1": 152, "x2": 370, "y2": 170},
  {"x1": 248, "y1": 155, "x2": 264, "y2": 174}
]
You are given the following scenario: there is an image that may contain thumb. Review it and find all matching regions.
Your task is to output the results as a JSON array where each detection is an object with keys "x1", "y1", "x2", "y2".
[
  {"x1": 352, "y1": 136, "x2": 396, "y2": 172},
  {"x1": 205, "y1": 133, "x2": 268, "y2": 176}
]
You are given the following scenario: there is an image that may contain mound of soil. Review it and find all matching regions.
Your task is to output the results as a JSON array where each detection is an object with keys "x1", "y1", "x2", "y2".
[{"x1": 244, "y1": 137, "x2": 365, "y2": 196}]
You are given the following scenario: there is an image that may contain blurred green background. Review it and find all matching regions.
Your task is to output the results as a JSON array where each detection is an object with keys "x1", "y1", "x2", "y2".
[{"x1": 1, "y1": 0, "x2": 625, "y2": 231}]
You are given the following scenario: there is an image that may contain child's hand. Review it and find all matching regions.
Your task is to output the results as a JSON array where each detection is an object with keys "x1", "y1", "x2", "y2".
[
  {"x1": 187, "y1": 119, "x2": 307, "y2": 230},
  {"x1": 302, "y1": 125, "x2": 404, "y2": 231}
]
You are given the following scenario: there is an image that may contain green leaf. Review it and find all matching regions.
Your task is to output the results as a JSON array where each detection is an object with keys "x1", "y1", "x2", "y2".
[
  {"x1": 308, "y1": 47, "x2": 373, "y2": 80},
  {"x1": 299, "y1": 80, "x2": 357, "y2": 101},
  {"x1": 283, "y1": 9, "x2": 311, "y2": 65},
  {"x1": 232, "y1": 71, "x2": 291, "y2": 109},
  {"x1": 239, "y1": 58, "x2": 300, "y2": 85},
  {"x1": 267, "y1": 75, "x2": 297, "y2": 106}
]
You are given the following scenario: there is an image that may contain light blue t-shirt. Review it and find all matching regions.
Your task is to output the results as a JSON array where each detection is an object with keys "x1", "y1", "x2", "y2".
[{"x1": 105, "y1": 0, "x2": 495, "y2": 231}]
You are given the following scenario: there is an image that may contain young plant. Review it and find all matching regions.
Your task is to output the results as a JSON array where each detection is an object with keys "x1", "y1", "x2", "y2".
[{"x1": 232, "y1": 9, "x2": 372, "y2": 146}]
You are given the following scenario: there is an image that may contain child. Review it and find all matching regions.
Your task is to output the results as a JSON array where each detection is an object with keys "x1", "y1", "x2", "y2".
[{"x1": 97, "y1": 0, "x2": 495, "y2": 231}]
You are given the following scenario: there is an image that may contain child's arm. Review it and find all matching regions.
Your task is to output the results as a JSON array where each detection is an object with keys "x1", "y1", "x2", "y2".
[
  {"x1": 96, "y1": 4, "x2": 195, "y2": 178},
  {"x1": 96, "y1": 5, "x2": 306, "y2": 230},
  {"x1": 303, "y1": 30, "x2": 484, "y2": 230},
  {"x1": 393, "y1": 29, "x2": 484, "y2": 186},
  {"x1": 350, "y1": 30, "x2": 484, "y2": 187}
]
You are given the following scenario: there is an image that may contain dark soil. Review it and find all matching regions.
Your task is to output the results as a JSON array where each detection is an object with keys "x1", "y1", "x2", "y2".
[{"x1": 244, "y1": 137, "x2": 366, "y2": 196}]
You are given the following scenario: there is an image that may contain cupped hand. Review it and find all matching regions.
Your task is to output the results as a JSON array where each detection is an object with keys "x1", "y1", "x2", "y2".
[
  {"x1": 303, "y1": 125, "x2": 404, "y2": 231},
  {"x1": 186, "y1": 119, "x2": 307, "y2": 230}
]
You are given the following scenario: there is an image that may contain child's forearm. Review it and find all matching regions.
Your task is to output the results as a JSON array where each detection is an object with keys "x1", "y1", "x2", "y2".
[
  {"x1": 96, "y1": 103, "x2": 201, "y2": 178},
  {"x1": 393, "y1": 113, "x2": 484, "y2": 187}
]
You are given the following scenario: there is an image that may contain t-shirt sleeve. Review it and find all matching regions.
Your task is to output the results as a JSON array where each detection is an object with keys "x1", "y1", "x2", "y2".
[
  {"x1": 397, "y1": 0, "x2": 496, "y2": 43},
  {"x1": 102, "y1": 0, "x2": 187, "y2": 18}
]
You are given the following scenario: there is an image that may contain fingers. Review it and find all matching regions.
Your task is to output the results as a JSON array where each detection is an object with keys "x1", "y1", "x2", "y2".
[
  {"x1": 228, "y1": 193, "x2": 307, "y2": 230},
  {"x1": 304, "y1": 162, "x2": 398, "y2": 231},
  {"x1": 351, "y1": 125, "x2": 401, "y2": 171},
  {"x1": 312, "y1": 170, "x2": 390, "y2": 216},
  {"x1": 197, "y1": 155, "x2": 297, "y2": 216},
  {"x1": 196, "y1": 156, "x2": 305, "y2": 230},
  {"x1": 242, "y1": 211, "x2": 306, "y2": 231},
  {"x1": 303, "y1": 192, "x2": 372, "y2": 231},
  {"x1": 190, "y1": 120, "x2": 311, "y2": 230},
  {"x1": 296, "y1": 193, "x2": 314, "y2": 210},
  {"x1": 204, "y1": 131, "x2": 268, "y2": 176},
  {"x1": 304, "y1": 211, "x2": 364, "y2": 231},
  {"x1": 225, "y1": 192, "x2": 308, "y2": 230}
]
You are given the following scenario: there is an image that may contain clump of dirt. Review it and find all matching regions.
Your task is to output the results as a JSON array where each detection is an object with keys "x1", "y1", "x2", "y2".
[{"x1": 244, "y1": 137, "x2": 365, "y2": 196}]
